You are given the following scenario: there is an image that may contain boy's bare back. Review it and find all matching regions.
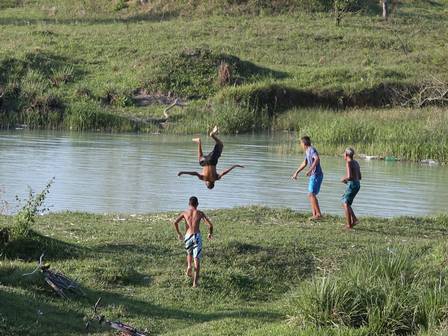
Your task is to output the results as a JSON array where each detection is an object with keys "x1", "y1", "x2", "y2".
[{"x1": 182, "y1": 208, "x2": 205, "y2": 235}]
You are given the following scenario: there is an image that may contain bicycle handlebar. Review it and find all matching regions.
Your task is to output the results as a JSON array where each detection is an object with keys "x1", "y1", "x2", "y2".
[
  {"x1": 89, "y1": 297, "x2": 148, "y2": 335},
  {"x1": 22, "y1": 253, "x2": 45, "y2": 276},
  {"x1": 94, "y1": 297, "x2": 102, "y2": 315}
]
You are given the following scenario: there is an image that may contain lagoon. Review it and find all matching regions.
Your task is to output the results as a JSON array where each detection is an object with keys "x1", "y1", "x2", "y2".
[{"x1": 0, "y1": 131, "x2": 447, "y2": 217}]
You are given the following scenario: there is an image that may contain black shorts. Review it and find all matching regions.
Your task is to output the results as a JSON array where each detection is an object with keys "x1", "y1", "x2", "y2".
[{"x1": 199, "y1": 143, "x2": 223, "y2": 167}]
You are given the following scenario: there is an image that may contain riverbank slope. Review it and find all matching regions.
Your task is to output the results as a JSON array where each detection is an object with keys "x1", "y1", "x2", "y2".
[
  {"x1": 1, "y1": 207, "x2": 448, "y2": 335},
  {"x1": 1, "y1": 1, "x2": 447, "y2": 161}
]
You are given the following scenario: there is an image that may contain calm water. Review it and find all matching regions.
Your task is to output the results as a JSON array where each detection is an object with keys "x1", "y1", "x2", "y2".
[{"x1": 0, "y1": 131, "x2": 447, "y2": 217}]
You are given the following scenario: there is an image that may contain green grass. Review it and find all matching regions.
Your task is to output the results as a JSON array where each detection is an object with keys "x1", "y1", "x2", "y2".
[
  {"x1": 272, "y1": 107, "x2": 448, "y2": 162},
  {"x1": 0, "y1": 1, "x2": 447, "y2": 129},
  {"x1": 1, "y1": 207, "x2": 448, "y2": 335},
  {"x1": 287, "y1": 248, "x2": 448, "y2": 335}
]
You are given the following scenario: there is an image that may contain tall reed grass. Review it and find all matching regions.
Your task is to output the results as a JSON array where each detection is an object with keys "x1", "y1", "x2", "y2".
[
  {"x1": 64, "y1": 100, "x2": 134, "y2": 132},
  {"x1": 273, "y1": 107, "x2": 448, "y2": 162},
  {"x1": 288, "y1": 247, "x2": 448, "y2": 335}
]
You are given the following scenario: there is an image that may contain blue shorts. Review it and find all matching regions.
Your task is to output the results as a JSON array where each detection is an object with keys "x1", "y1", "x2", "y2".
[
  {"x1": 184, "y1": 233, "x2": 202, "y2": 259},
  {"x1": 308, "y1": 174, "x2": 323, "y2": 195},
  {"x1": 342, "y1": 181, "x2": 360, "y2": 206}
]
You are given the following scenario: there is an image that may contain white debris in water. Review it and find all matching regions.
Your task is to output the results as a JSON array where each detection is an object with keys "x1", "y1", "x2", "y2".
[
  {"x1": 359, "y1": 154, "x2": 379, "y2": 160},
  {"x1": 421, "y1": 159, "x2": 439, "y2": 165}
]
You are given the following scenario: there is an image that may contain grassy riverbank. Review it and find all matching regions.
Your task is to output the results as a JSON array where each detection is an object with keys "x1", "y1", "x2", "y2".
[
  {"x1": 1, "y1": 207, "x2": 448, "y2": 335},
  {"x1": 0, "y1": 1, "x2": 447, "y2": 117},
  {"x1": 138, "y1": 104, "x2": 447, "y2": 162},
  {"x1": 1, "y1": 1, "x2": 447, "y2": 161},
  {"x1": 273, "y1": 107, "x2": 448, "y2": 162}
]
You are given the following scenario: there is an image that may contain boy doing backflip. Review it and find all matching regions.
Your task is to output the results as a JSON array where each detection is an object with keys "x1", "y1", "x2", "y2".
[{"x1": 177, "y1": 126, "x2": 244, "y2": 189}]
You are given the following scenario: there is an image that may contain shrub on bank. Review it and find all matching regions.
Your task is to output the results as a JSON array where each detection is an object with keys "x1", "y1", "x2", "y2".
[
  {"x1": 0, "y1": 52, "x2": 75, "y2": 129},
  {"x1": 213, "y1": 101, "x2": 270, "y2": 134},
  {"x1": 288, "y1": 248, "x2": 448, "y2": 335},
  {"x1": 65, "y1": 99, "x2": 134, "y2": 131},
  {"x1": 0, "y1": 179, "x2": 79, "y2": 260},
  {"x1": 143, "y1": 47, "x2": 286, "y2": 99},
  {"x1": 286, "y1": 108, "x2": 448, "y2": 162}
]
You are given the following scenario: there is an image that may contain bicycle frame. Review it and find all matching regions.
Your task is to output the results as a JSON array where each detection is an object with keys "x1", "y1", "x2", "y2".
[
  {"x1": 23, "y1": 253, "x2": 84, "y2": 298},
  {"x1": 88, "y1": 298, "x2": 148, "y2": 336}
]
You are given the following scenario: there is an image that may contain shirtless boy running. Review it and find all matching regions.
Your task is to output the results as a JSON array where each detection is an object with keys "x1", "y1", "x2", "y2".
[
  {"x1": 173, "y1": 196, "x2": 213, "y2": 287},
  {"x1": 341, "y1": 147, "x2": 362, "y2": 229},
  {"x1": 177, "y1": 126, "x2": 244, "y2": 189}
]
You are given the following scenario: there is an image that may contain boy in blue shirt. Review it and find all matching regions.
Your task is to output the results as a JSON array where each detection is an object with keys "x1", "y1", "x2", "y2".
[{"x1": 291, "y1": 136, "x2": 324, "y2": 220}]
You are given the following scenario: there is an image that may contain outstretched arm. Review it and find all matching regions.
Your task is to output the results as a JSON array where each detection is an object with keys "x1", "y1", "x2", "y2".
[
  {"x1": 202, "y1": 213, "x2": 214, "y2": 239},
  {"x1": 292, "y1": 159, "x2": 307, "y2": 179},
  {"x1": 218, "y1": 165, "x2": 244, "y2": 179},
  {"x1": 173, "y1": 213, "x2": 185, "y2": 241},
  {"x1": 177, "y1": 171, "x2": 204, "y2": 180}
]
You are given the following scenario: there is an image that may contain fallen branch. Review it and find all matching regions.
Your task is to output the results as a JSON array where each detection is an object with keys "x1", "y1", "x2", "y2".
[
  {"x1": 163, "y1": 98, "x2": 187, "y2": 119},
  {"x1": 128, "y1": 99, "x2": 188, "y2": 129},
  {"x1": 391, "y1": 76, "x2": 448, "y2": 108}
]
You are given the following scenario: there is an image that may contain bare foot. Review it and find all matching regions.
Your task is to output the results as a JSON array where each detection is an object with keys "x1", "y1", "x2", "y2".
[
  {"x1": 185, "y1": 267, "x2": 192, "y2": 278},
  {"x1": 192, "y1": 282, "x2": 198, "y2": 288},
  {"x1": 308, "y1": 216, "x2": 322, "y2": 222},
  {"x1": 352, "y1": 219, "x2": 359, "y2": 227},
  {"x1": 192, "y1": 138, "x2": 201, "y2": 144},
  {"x1": 344, "y1": 225, "x2": 353, "y2": 230},
  {"x1": 209, "y1": 126, "x2": 219, "y2": 137}
]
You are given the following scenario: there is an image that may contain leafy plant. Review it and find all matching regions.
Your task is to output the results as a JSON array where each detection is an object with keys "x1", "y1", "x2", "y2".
[
  {"x1": 12, "y1": 178, "x2": 54, "y2": 239},
  {"x1": 114, "y1": 0, "x2": 128, "y2": 12}
]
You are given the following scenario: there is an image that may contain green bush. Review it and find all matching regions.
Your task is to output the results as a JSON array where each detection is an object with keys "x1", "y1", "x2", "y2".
[
  {"x1": 0, "y1": 51, "x2": 77, "y2": 128},
  {"x1": 114, "y1": 0, "x2": 128, "y2": 12},
  {"x1": 144, "y1": 47, "x2": 285, "y2": 99},
  {"x1": 289, "y1": 248, "x2": 448, "y2": 335},
  {"x1": 0, "y1": 0, "x2": 21, "y2": 10},
  {"x1": 214, "y1": 101, "x2": 257, "y2": 134},
  {"x1": 334, "y1": 0, "x2": 379, "y2": 12},
  {"x1": 12, "y1": 179, "x2": 54, "y2": 239},
  {"x1": 65, "y1": 99, "x2": 133, "y2": 131}
]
